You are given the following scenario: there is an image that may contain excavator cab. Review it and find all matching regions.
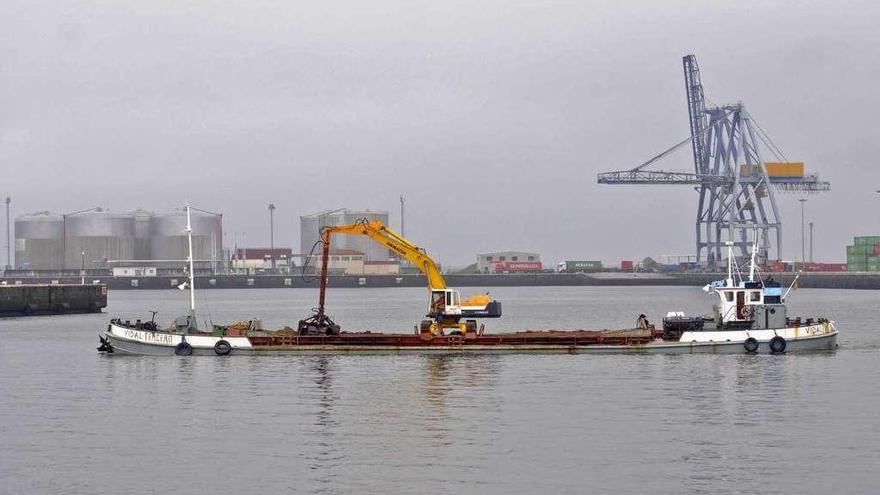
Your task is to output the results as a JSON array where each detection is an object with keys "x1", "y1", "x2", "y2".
[{"x1": 429, "y1": 289, "x2": 462, "y2": 317}]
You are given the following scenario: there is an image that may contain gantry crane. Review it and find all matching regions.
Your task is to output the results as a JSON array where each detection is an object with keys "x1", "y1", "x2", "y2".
[
  {"x1": 598, "y1": 55, "x2": 830, "y2": 268},
  {"x1": 298, "y1": 218, "x2": 502, "y2": 336}
]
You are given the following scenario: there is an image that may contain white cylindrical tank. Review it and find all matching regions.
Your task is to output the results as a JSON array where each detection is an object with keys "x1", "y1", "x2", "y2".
[
  {"x1": 299, "y1": 209, "x2": 391, "y2": 262},
  {"x1": 64, "y1": 210, "x2": 136, "y2": 269},
  {"x1": 14, "y1": 212, "x2": 64, "y2": 270},
  {"x1": 150, "y1": 209, "x2": 222, "y2": 268}
]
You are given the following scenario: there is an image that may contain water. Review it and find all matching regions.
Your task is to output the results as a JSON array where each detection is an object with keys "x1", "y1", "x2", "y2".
[{"x1": 1, "y1": 286, "x2": 878, "y2": 494}]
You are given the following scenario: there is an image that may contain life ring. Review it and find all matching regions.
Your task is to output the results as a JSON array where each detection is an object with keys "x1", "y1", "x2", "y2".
[
  {"x1": 743, "y1": 337, "x2": 759, "y2": 353},
  {"x1": 174, "y1": 342, "x2": 194, "y2": 356},
  {"x1": 769, "y1": 336, "x2": 787, "y2": 354},
  {"x1": 214, "y1": 340, "x2": 232, "y2": 356}
]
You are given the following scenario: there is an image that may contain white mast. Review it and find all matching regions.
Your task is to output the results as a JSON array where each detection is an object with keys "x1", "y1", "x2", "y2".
[
  {"x1": 748, "y1": 230, "x2": 758, "y2": 282},
  {"x1": 726, "y1": 241, "x2": 734, "y2": 286},
  {"x1": 185, "y1": 204, "x2": 197, "y2": 326}
]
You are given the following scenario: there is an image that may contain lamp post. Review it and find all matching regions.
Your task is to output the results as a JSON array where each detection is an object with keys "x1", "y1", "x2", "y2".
[
  {"x1": 798, "y1": 198, "x2": 807, "y2": 262},
  {"x1": 809, "y1": 222, "x2": 814, "y2": 263},
  {"x1": 268, "y1": 203, "x2": 276, "y2": 271},
  {"x1": 4, "y1": 196, "x2": 10, "y2": 273}
]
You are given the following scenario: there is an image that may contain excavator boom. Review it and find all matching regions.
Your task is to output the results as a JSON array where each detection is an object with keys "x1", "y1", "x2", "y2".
[{"x1": 322, "y1": 220, "x2": 447, "y2": 289}]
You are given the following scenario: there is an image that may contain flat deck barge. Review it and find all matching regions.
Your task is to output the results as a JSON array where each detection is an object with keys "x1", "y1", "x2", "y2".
[{"x1": 1, "y1": 283, "x2": 107, "y2": 317}]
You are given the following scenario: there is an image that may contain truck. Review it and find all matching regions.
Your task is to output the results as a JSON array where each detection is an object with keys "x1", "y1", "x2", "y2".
[{"x1": 555, "y1": 260, "x2": 603, "y2": 273}]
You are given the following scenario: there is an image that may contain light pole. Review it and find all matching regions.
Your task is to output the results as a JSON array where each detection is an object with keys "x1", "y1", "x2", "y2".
[
  {"x1": 809, "y1": 221, "x2": 814, "y2": 263},
  {"x1": 81, "y1": 250, "x2": 85, "y2": 285},
  {"x1": 798, "y1": 198, "x2": 807, "y2": 263},
  {"x1": 268, "y1": 203, "x2": 276, "y2": 271},
  {"x1": 4, "y1": 196, "x2": 10, "y2": 273}
]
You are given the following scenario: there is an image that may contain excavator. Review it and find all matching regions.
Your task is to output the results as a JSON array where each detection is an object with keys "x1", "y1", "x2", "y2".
[{"x1": 298, "y1": 218, "x2": 502, "y2": 337}]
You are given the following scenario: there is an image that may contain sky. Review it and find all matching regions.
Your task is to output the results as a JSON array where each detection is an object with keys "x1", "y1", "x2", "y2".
[{"x1": 2, "y1": 0, "x2": 879, "y2": 267}]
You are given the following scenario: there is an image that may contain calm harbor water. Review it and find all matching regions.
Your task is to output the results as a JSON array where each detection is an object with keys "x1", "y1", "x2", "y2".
[{"x1": 1, "y1": 286, "x2": 878, "y2": 494}]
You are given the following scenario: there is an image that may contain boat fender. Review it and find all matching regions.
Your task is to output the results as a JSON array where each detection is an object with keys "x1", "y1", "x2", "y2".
[
  {"x1": 743, "y1": 337, "x2": 759, "y2": 353},
  {"x1": 769, "y1": 336, "x2": 787, "y2": 354},
  {"x1": 175, "y1": 342, "x2": 194, "y2": 356},
  {"x1": 214, "y1": 340, "x2": 232, "y2": 356}
]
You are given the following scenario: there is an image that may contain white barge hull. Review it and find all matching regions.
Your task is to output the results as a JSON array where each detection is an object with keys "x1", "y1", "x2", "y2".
[{"x1": 102, "y1": 321, "x2": 837, "y2": 355}]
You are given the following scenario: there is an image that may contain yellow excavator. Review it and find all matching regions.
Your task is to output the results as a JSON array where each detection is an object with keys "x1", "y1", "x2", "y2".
[{"x1": 298, "y1": 218, "x2": 502, "y2": 336}]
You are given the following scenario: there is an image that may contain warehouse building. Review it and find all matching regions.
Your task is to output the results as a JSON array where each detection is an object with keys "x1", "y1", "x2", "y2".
[
  {"x1": 300, "y1": 209, "x2": 391, "y2": 262},
  {"x1": 476, "y1": 251, "x2": 542, "y2": 273}
]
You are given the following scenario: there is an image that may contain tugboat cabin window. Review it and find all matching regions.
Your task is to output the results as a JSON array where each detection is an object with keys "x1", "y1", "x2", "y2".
[
  {"x1": 750, "y1": 291, "x2": 761, "y2": 302},
  {"x1": 725, "y1": 292, "x2": 734, "y2": 302}
]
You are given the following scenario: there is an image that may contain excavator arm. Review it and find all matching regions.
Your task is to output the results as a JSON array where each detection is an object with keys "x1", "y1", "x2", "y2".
[{"x1": 323, "y1": 219, "x2": 447, "y2": 290}]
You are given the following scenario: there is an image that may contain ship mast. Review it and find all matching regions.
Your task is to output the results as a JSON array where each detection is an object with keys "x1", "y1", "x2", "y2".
[{"x1": 185, "y1": 204, "x2": 197, "y2": 329}]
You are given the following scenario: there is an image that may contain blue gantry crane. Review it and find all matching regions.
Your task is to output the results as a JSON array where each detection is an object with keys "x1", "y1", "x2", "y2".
[{"x1": 598, "y1": 55, "x2": 830, "y2": 269}]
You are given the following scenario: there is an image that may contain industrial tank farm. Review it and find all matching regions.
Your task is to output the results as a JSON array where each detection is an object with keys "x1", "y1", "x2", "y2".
[{"x1": 12, "y1": 207, "x2": 223, "y2": 270}]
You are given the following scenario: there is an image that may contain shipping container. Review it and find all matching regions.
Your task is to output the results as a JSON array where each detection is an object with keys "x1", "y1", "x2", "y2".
[
  {"x1": 765, "y1": 162, "x2": 804, "y2": 177},
  {"x1": 564, "y1": 260, "x2": 602, "y2": 272},
  {"x1": 493, "y1": 261, "x2": 542, "y2": 273},
  {"x1": 854, "y1": 236, "x2": 880, "y2": 246}
]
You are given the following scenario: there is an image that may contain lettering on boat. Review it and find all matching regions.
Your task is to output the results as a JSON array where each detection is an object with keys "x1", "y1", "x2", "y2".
[{"x1": 123, "y1": 329, "x2": 173, "y2": 344}]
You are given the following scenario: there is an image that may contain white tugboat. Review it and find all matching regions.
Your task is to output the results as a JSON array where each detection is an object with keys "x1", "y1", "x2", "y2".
[{"x1": 98, "y1": 204, "x2": 253, "y2": 356}]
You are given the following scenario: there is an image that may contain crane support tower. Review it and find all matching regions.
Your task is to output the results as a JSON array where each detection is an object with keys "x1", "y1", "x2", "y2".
[{"x1": 598, "y1": 55, "x2": 830, "y2": 269}]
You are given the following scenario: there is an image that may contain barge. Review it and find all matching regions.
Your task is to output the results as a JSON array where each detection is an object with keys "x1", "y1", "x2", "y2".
[
  {"x1": 1, "y1": 283, "x2": 107, "y2": 317},
  {"x1": 97, "y1": 210, "x2": 837, "y2": 356}
]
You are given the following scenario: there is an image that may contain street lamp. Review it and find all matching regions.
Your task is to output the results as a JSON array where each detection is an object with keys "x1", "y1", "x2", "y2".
[
  {"x1": 798, "y1": 198, "x2": 807, "y2": 263},
  {"x1": 809, "y1": 222, "x2": 814, "y2": 263},
  {"x1": 268, "y1": 203, "x2": 276, "y2": 271}
]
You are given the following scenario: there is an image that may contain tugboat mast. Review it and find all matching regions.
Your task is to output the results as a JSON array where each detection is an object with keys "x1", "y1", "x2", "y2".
[{"x1": 185, "y1": 204, "x2": 197, "y2": 329}]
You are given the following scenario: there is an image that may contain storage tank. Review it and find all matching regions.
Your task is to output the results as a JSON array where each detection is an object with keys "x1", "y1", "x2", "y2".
[
  {"x1": 150, "y1": 209, "x2": 222, "y2": 269},
  {"x1": 132, "y1": 209, "x2": 153, "y2": 260},
  {"x1": 300, "y1": 209, "x2": 391, "y2": 262},
  {"x1": 64, "y1": 210, "x2": 135, "y2": 269},
  {"x1": 14, "y1": 212, "x2": 64, "y2": 270}
]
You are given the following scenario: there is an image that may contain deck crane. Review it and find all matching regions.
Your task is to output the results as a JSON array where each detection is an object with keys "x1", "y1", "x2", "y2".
[
  {"x1": 298, "y1": 218, "x2": 502, "y2": 337},
  {"x1": 597, "y1": 55, "x2": 830, "y2": 269}
]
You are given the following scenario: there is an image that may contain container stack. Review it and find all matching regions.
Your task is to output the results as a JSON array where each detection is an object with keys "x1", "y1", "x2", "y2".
[{"x1": 846, "y1": 236, "x2": 880, "y2": 272}]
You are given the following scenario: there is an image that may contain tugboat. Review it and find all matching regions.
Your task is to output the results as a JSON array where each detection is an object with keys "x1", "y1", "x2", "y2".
[
  {"x1": 655, "y1": 241, "x2": 837, "y2": 354},
  {"x1": 98, "y1": 204, "x2": 255, "y2": 356}
]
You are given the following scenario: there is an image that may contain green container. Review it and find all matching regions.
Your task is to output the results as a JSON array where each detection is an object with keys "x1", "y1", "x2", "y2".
[
  {"x1": 565, "y1": 260, "x2": 602, "y2": 272},
  {"x1": 854, "y1": 236, "x2": 880, "y2": 246}
]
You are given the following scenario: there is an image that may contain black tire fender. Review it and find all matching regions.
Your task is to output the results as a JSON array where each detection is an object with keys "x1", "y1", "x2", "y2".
[
  {"x1": 214, "y1": 339, "x2": 232, "y2": 356},
  {"x1": 769, "y1": 335, "x2": 787, "y2": 354},
  {"x1": 175, "y1": 342, "x2": 194, "y2": 356},
  {"x1": 743, "y1": 337, "x2": 759, "y2": 353}
]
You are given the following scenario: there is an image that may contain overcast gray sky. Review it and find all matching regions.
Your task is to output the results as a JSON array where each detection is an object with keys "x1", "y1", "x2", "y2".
[{"x1": 2, "y1": 0, "x2": 878, "y2": 266}]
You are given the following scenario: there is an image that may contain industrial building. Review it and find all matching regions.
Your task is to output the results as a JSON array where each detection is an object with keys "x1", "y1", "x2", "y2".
[
  {"x1": 300, "y1": 209, "x2": 392, "y2": 262},
  {"x1": 14, "y1": 207, "x2": 223, "y2": 271},
  {"x1": 232, "y1": 248, "x2": 293, "y2": 271},
  {"x1": 299, "y1": 249, "x2": 400, "y2": 276},
  {"x1": 476, "y1": 251, "x2": 542, "y2": 273}
]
